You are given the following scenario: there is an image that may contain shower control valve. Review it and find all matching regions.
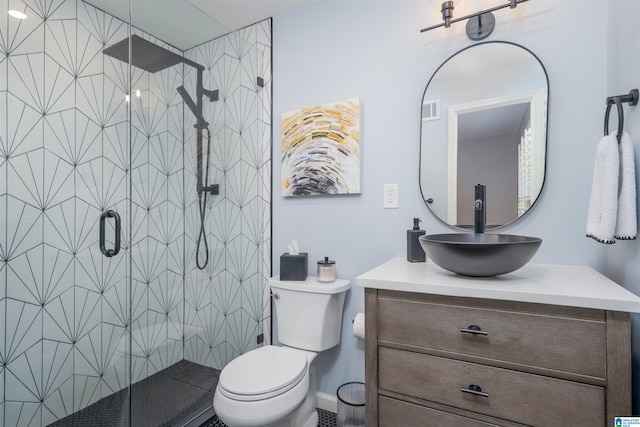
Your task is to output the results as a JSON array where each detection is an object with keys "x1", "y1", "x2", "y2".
[{"x1": 199, "y1": 184, "x2": 219, "y2": 196}]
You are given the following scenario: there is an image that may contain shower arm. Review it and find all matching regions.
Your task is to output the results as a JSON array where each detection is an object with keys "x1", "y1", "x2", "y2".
[{"x1": 177, "y1": 66, "x2": 219, "y2": 196}]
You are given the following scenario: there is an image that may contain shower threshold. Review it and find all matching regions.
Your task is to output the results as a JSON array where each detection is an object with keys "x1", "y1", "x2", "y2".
[{"x1": 48, "y1": 360, "x2": 220, "y2": 427}]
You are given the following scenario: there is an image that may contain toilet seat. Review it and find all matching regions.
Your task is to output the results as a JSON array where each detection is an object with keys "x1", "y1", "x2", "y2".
[{"x1": 218, "y1": 346, "x2": 308, "y2": 401}]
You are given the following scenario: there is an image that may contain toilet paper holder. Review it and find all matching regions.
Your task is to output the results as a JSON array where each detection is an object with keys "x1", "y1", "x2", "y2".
[{"x1": 352, "y1": 312, "x2": 365, "y2": 339}]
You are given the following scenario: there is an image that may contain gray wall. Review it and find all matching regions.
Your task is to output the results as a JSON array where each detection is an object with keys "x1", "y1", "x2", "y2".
[
  {"x1": 457, "y1": 134, "x2": 518, "y2": 226},
  {"x1": 273, "y1": 0, "x2": 638, "y2": 404}
]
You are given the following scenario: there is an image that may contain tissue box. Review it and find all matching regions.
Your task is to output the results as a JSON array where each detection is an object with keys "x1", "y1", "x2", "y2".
[{"x1": 280, "y1": 253, "x2": 308, "y2": 281}]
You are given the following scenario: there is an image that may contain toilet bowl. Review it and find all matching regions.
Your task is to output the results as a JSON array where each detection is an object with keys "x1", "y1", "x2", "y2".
[
  {"x1": 213, "y1": 277, "x2": 350, "y2": 427},
  {"x1": 214, "y1": 346, "x2": 318, "y2": 427}
]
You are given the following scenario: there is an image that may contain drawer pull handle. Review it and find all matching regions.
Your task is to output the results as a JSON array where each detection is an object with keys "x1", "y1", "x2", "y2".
[
  {"x1": 460, "y1": 325, "x2": 488, "y2": 336},
  {"x1": 461, "y1": 384, "x2": 489, "y2": 398}
]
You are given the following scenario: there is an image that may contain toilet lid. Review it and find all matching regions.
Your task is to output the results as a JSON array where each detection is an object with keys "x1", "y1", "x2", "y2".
[{"x1": 219, "y1": 346, "x2": 308, "y2": 401}]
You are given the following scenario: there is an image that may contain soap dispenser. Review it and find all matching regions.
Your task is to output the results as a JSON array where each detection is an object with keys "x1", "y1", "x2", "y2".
[{"x1": 407, "y1": 218, "x2": 426, "y2": 262}]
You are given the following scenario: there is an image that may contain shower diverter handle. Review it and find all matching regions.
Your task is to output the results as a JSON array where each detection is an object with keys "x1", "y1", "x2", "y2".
[{"x1": 99, "y1": 210, "x2": 121, "y2": 258}]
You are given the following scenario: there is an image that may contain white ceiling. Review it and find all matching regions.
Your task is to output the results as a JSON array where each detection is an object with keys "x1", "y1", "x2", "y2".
[{"x1": 84, "y1": 0, "x2": 318, "y2": 50}]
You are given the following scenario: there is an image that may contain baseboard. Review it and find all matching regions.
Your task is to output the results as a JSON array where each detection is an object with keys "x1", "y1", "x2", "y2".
[{"x1": 316, "y1": 391, "x2": 337, "y2": 413}]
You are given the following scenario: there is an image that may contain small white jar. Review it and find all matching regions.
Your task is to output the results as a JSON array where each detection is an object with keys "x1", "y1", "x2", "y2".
[{"x1": 317, "y1": 257, "x2": 336, "y2": 283}]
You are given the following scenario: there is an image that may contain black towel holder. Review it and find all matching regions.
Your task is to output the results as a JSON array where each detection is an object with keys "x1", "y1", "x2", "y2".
[{"x1": 604, "y1": 88, "x2": 638, "y2": 143}]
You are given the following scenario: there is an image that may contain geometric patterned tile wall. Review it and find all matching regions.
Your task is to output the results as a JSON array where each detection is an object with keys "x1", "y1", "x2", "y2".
[
  {"x1": 183, "y1": 19, "x2": 272, "y2": 370},
  {"x1": 0, "y1": 0, "x2": 271, "y2": 423}
]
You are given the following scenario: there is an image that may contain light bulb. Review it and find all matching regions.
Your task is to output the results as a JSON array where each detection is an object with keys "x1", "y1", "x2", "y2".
[{"x1": 8, "y1": 9, "x2": 27, "y2": 19}]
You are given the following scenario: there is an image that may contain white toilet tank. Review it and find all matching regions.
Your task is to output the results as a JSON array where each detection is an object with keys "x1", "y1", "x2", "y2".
[{"x1": 270, "y1": 277, "x2": 350, "y2": 352}]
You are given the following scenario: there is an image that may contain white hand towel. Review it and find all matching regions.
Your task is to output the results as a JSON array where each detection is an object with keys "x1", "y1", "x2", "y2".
[
  {"x1": 614, "y1": 131, "x2": 637, "y2": 240},
  {"x1": 586, "y1": 133, "x2": 619, "y2": 244}
]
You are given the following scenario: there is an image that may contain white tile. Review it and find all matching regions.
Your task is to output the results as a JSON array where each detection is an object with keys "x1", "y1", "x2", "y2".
[
  {"x1": 0, "y1": 56, "x2": 7, "y2": 92},
  {"x1": 211, "y1": 270, "x2": 241, "y2": 316},
  {"x1": 43, "y1": 55, "x2": 76, "y2": 115},
  {"x1": 4, "y1": 401, "x2": 40, "y2": 427},
  {"x1": 44, "y1": 110, "x2": 76, "y2": 165},
  {"x1": 228, "y1": 309, "x2": 260, "y2": 356},
  {"x1": 37, "y1": 0, "x2": 77, "y2": 21},
  {"x1": 75, "y1": 23, "x2": 105, "y2": 78},
  {"x1": 43, "y1": 376, "x2": 73, "y2": 423},
  {"x1": 7, "y1": 7, "x2": 44, "y2": 57},
  {"x1": 6, "y1": 342, "x2": 43, "y2": 401},
  {"x1": 102, "y1": 121, "x2": 128, "y2": 171},
  {"x1": 41, "y1": 338, "x2": 74, "y2": 399},
  {"x1": 102, "y1": 280, "x2": 128, "y2": 328},
  {"x1": 7, "y1": 248, "x2": 43, "y2": 305},
  {"x1": 43, "y1": 286, "x2": 75, "y2": 341},
  {"x1": 102, "y1": 345, "x2": 128, "y2": 394},
  {"x1": 129, "y1": 276, "x2": 148, "y2": 322},
  {"x1": 6, "y1": 94, "x2": 42, "y2": 157},
  {"x1": 75, "y1": 157, "x2": 103, "y2": 209},
  {"x1": 165, "y1": 338, "x2": 183, "y2": 367},
  {"x1": 72, "y1": 371, "x2": 101, "y2": 411},
  {"x1": 0, "y1": 251, "x2": 6, "y2": 302}
]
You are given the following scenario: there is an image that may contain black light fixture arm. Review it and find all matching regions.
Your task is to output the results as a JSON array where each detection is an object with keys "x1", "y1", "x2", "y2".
[{"x1": 420, "y1": 0, "x2": 529, "y2": 33}]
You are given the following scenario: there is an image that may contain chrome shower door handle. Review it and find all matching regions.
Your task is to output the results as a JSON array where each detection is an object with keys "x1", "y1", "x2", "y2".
[{"x1": 100, "y1": 210, "x2": 121, "y2": 257}]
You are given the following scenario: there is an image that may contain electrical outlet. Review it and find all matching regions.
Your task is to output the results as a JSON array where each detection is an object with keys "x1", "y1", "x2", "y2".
[{"x1": 384, "y1": 184, "x2": 399, "y2": 208}]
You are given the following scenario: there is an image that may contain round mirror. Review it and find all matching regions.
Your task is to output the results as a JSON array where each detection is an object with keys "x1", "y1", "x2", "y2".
[{"x1": 420, "y1": 41, "x2": 548, "y2": 230}]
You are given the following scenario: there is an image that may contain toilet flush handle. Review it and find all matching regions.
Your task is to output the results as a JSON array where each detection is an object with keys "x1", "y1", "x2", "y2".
[{"x1": 272, "y1": 292, "x2": 280, "y2": 299}]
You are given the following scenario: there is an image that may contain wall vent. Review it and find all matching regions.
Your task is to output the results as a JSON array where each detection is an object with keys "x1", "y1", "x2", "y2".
[{"x1": 422, "y1": 100, "x2": 440, "y2": 121}]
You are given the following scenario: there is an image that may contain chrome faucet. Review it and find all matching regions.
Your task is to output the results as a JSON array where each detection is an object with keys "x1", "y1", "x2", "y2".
[{"x1": 474, "y1": 184, "x2": 486, "y2": 233}]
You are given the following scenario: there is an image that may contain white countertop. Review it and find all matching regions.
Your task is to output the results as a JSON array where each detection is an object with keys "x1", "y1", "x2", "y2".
[{"x1": 356, "y1": 258, "x2": 640, "y2": 313}]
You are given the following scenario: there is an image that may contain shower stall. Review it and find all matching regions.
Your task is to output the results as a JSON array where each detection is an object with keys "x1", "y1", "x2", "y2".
[{"x1": 0, "y1": 0, "x2": 272, "y2": 425}]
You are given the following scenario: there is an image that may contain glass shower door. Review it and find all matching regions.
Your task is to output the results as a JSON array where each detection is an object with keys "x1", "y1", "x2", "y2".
[
  {"x1": 0, "y1": 0, "x2": 132, "y2": 424},
  {"x1": 126, "y1": 25, "x2": 193, "y2": 425},
  {"x1": 0, "y1": 0, "x2": 271, "y2": 423}
]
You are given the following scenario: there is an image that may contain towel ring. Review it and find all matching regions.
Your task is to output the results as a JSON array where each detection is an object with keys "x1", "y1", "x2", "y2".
[
  {"x1": 604, "y1": 89, "x2": 639, "y2": 144},
  {"x1": 604, "y1": 97, "x2": 624, "y2": 144}
]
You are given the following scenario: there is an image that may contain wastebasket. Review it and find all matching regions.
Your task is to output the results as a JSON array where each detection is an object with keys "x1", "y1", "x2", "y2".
[{"x1": 336, "y1": 382, "x2": 365, "y2": 427}]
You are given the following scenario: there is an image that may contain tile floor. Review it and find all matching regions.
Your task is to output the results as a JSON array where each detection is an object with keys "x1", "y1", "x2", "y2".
[{"x1": 202, "y1": 408, "x2": 337, "y2": 427}]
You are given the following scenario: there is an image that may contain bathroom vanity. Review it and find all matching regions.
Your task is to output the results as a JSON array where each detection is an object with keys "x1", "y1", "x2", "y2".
[{"x1": 356, "y1": 258, "x2": 640, "y2": 427}]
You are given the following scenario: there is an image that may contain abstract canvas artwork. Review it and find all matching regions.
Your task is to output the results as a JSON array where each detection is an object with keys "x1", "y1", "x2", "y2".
[{"x1": 281, "y1": 98, "x2": 361, "y2": 196}]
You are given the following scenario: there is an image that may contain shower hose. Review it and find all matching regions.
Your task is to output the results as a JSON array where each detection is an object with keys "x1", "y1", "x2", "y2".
[{"x1": 196, "y1": 127, "x2": 212, "y2": 270}]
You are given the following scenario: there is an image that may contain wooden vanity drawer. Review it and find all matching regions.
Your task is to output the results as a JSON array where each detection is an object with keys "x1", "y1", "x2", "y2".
[
  {"x1": 379, "y1": 396, "x2": 507, "y2": 427},
  {"x1": 378, "y1": 347, "x2": 605, "y2": 426},
  {"x1": 378, "y1": 293, "x2": 606, "y2": 380}
]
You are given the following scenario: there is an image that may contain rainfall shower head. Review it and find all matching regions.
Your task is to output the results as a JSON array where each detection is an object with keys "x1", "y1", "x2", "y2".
[
  {"x1": 103, "y1": 35, "x2": 183, "y2": 73},
  {"x1": 102, "y1": 35, "x2": 204, "y2": 73},
  {"x1": 103, "y1": 34, "x2": 217, "y2": 129}
]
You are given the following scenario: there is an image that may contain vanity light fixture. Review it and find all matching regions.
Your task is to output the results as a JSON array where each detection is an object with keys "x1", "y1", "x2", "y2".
[
  {"x1": 421, "y1": 0, "x2": 528, "y2": 40},
  {"x1": 441, "y1": 1, "x2": 454, "y2": 28},
  {"x1": 8, "y1": 9, "x2": 27, "y2": 19}
]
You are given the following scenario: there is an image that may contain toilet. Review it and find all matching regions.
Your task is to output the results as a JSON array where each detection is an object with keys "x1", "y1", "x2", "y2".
[{"x1": 213, "y1": 277, "x2": 350, "y2": 427}]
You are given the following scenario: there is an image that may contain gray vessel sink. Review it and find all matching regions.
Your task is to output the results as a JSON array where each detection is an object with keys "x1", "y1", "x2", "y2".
[{"x1": 419, "y1": 233, "x2": 542, "y2": 277}]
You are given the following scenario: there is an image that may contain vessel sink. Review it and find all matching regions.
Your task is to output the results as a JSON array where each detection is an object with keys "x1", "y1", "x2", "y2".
[{"x1": 419, "y1": 233, "x2": 542, "y2": 277}]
